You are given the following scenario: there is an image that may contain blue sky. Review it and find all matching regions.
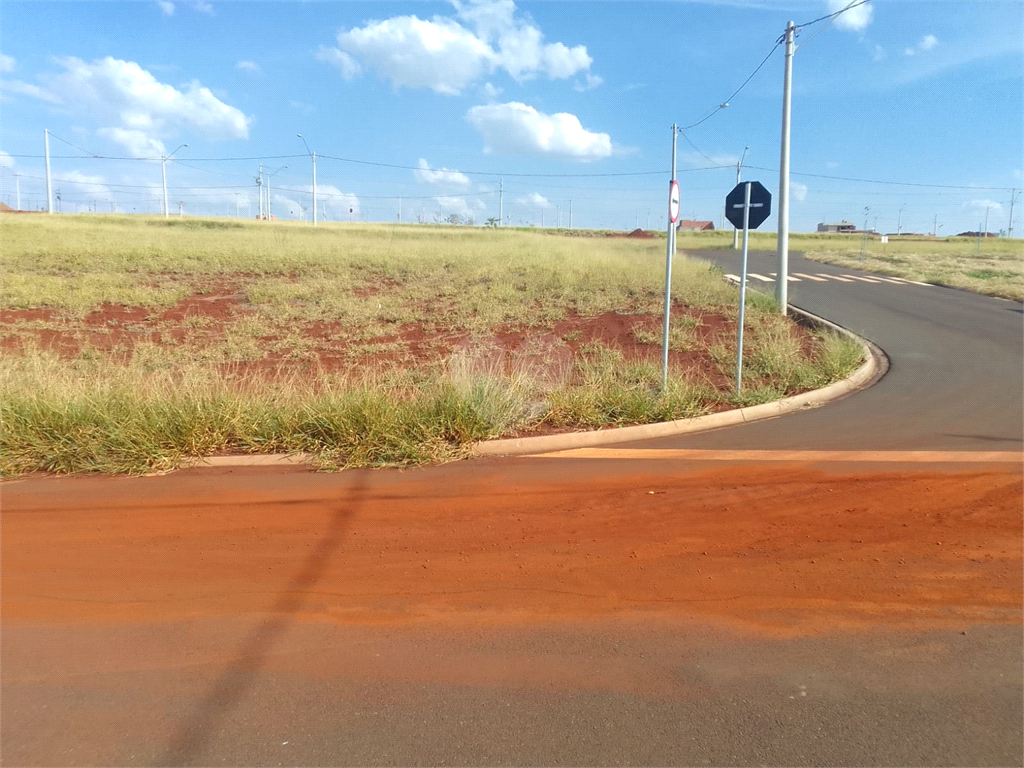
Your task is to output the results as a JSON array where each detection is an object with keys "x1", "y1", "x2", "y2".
[{"x1": 1, "y1": 0, "x2": 1021, "y2": 235}]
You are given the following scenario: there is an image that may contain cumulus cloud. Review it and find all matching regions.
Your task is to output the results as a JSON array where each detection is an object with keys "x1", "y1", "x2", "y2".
[
  {"x1": 466, "y1": 102, "x2": 612, "y2": 161},
  {"x1": 15, "y1": 56, "x2": 249, "y2": 158},
  {"x1": 236, "y1": 60, "x2": 262, "y2": 74},
  {"x1": 157, "y1": 0, "x2": 174, "y2": 15},
  {"x1": 413, "y1": 158, "x2": 471, "y2": 188},
  {"x1": 60, "y1": 170, "x2": 115, "y2": 201},
  {"x1": 966, "y1": 199, "x2": 1003, "y2": 215},
  {"x1": 316, "y1": 46, "x2": 362, "y2": 80},
  {"x1": 792, "y1": 182, "x2": 808, "y2": 202},
  {"x1": 480, "y1": 81, "x2": 503, "y2": 100},
  {"x1": 516, "y1": 192, "x2": 549, "y2": 206},
  {"x1": 827, "y1": 0, "x2": 873, "y2": 31},
  {"x1": 574, "y1": 73, "x2": 603, "y2": 91},
  {"x1": 0, "y1": 53, "x2": 14, "y2": 73},
  {"x1": 0, "y1": 150, "x2": 15, "y2": 169},
  {"x1": 189, "y1": 1, "x2": 214, "y2": 15},
  {"x1": 432, "y1": 194, "x2": 486, "y2": 219},
  {"x1": 318, "y1": 0, "x2": 592, "y2": 95},
  {"x1": 905, "y1": 34, "x2": 938, "y2": 56}
]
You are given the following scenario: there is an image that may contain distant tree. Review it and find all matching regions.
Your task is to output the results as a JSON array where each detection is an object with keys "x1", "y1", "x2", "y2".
[{"x1": 485, "y1": 217, "x2": 499, "y2": 227}]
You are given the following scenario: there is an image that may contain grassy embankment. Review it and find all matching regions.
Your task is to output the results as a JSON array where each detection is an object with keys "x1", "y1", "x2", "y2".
[
  {"x1": 1, "y1": 215, "x2": 863, "y2": 475},
  {"x1": 667, "y1": 229, "x2": 1023, "y2": 301}
]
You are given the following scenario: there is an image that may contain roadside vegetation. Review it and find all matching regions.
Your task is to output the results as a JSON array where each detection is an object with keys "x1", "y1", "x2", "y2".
[
  {"x1": 1, "y1": 214, "x2": 863, "y2": 475},
  {"x1": 669, "y1": 229, "x2": 1023, "y2": 301}
]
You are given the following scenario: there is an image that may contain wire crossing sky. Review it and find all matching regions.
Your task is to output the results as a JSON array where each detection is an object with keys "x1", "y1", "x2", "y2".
[{"x1": 1, "y1": 1, "x2": 1021, "y2": 234}]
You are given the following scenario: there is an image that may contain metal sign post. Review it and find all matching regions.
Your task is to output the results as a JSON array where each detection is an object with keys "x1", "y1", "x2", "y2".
[
  {"x1": 661, "y1": 125, "x2": 679, "y2": 391},
  {"x1": 725, "y1": 180, "x2": 772, "y2": 395},
  {"x1": 736, "y1": 182, "x2": 751, "y2": 394}
]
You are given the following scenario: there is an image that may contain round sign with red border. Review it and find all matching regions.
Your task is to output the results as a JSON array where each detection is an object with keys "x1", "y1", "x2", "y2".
[{"x1": 668, "y1": 180, "x2": 680, "y2": 224}]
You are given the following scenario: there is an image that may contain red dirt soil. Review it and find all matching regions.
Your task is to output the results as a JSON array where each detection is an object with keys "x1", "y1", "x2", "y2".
[
  {"x1": 0, "y1": 288, "x2": 745, "y2": 386},
  {"x1": 3, "y1": 461, "x2": 1020, "y2": 636}
]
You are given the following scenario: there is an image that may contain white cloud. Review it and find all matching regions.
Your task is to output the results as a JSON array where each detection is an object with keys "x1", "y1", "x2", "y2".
[
  {"x1": 311, "y1": 183, "x2": 360, "y2": 217},
  {"x1": 516, "y1": 192, "x2": 549, "y2": 206},
  {"x1": 188, "y1": 1, "x2": 214, "y2": 15},
  {"x1": 966, "y1": 199, "x2": 1003, "y2": 215},
  {"x1": 792, "y1": 182, "x2": 808, "y2": 202},
  {"x1": 18, "y1": 56, "x2": 249, "y2": 158},
  {"x1": 3, "y1": 79, "x2": 61, "y2": 103},
  {"x1": 432, "y1": 195, "x2": 486, "y2": 219},
  {"x1": 574, "y1": 73, "x2": 603, "y2": 91},
  {"x1": 320, "y1": 1, "x2": 592, "y2": 95},
  {"x1": 0, "y1": 150, "x2": 15, "y2": 169},
  {"x1": 59, "y1": 170, "x2": 115, "y2": 201},
  {"x1": 157, "y1": 0, "x2": 174, "y2": 15},
  {"x1": 413, "y1": 158, "x2": 471, "y2": 188},
  {"x1": 481, "y1": 81, "x2": 503, "y2": 100},
  {"x1": 316, "y1": 46, "x2": 362, "y2": 80},
  {"x1": 905, "y1": 34, "x2": 939, "y2": 56},
  {"x1": 98, "y1": 128, "x2": 167, "y2": 157},
  {"x1": 236, "y1": 60, "x2": 262, "y2": 74},
  {"x1": 466, "y1": 102, "x2": 612, "y2": 161},
  {"x1": 872, "y1": 45, "x2": 886, "y2": 61},
  {"x1": 827, "y1": 0, "x2": 873, "y2": 31},
  {"x1": 0, "y1": 53, "x2": 14, "y2": 73}
]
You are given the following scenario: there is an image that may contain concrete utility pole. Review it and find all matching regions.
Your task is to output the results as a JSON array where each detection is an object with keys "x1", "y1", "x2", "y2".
[
  {"x1": 776, "y1": 20, "x2": 795, "y2": 315},
  {"x1": 1008, "y1": 190, "x2": 1016, "y2": 239},
  {"x1": 44, "y1": 129, "x2": 53, "y2": 214},
  {"x1": 15, "y1": 174, "x2": 20, "y2": 210},
  {"x1": 933, "y1": 214, "x2": 938, "y2": 237},
  {"x1": 257, "y1": 165, "x2": 264, "y2": 219},
  {"x1": 661, "y1": 123, "x2": 678, "y2": 391},
  {"x1": 161, "y1": 144, "x2": 186, "y2": 218},
  {"x1": 498, "y1": 178, "x2": 504, "y2": 226},
  {"x1": 266, "y1": 165, "x2": 287, "y2": 220},
  {"x1": 179, "y1": 201, "x2": 184, "y2": 217},
  {"x1": 733, "y1": 146, "x2": 749, "y2": 249},
  {"x1": 897, "y1": 204, "x2": 905, "y2": 236},
  {"x1": 569, "y1": 199, "x2": 573, "y2": 229},
  {"x1": 297, "y1": 134, "x2": 317, "y2": 226}
]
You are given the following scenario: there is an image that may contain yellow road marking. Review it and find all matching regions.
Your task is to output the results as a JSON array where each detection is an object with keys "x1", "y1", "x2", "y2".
[{"x1": 531, "y1": 448, "x2": 1023, "y2": 463}]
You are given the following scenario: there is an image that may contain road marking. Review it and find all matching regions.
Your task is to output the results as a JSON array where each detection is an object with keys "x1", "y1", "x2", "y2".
[
  {"x1": 819, "y1": 273, "x2": 854, "y2": 282},
  {"x1": 842, "y1": 274, "x2": 883, "y2": 283},
  {"x1": 725, "y1": 274, "x2": 741, "y2": 282},
  {"x1": 794, "y1": 273, "x2": 828, "y2": 282},
  {"x1": 747, "y1": 273, "x2": 774, "y2": 282},
  {"x1": 768, "y1": 273, "x2": 801, "y2": 281},
  {"x1": 872, "y1": 276, "x2": 913, "y2": 285},
  {"x1": 531, "y1": 448, "x2": 1023, "y2": 463},
  {"x1": 886, "y1": 276, "x2": 934, "y2": 287}
]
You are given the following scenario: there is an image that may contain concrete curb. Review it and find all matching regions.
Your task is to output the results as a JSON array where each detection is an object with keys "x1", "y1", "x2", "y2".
[
  {"x1": 471, "y1": 306, "x2": 888, "y2": 457},
  {"x1": 182, "y1": 306, "x2": 887, "y2": 468}
]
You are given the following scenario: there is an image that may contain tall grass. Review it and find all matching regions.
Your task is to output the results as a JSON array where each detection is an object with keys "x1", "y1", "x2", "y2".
[{"x1": 0, "y1": 215, "x2": 866, "y2": 475}]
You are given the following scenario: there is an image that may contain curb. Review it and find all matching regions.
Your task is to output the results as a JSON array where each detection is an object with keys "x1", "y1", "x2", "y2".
[
  {"x1": 179, "y1": 306, "x2": 887, "y2": 468},
  {"x1": 470, "y1": 305, "x2": 888, "y2": 457}
]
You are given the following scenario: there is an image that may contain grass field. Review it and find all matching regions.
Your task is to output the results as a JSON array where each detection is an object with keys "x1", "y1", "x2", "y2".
[
  {"x1": 0, "y1": 214, "x2": 863, "y2": 475},
  {"x1": 666, "y1": 229, "x2": 1023, "y2": 301}
]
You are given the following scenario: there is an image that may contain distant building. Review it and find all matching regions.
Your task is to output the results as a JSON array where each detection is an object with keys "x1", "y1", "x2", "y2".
[
  {"x1": 676, "y1": 220, "x2": 715, "y2": 232},
  {"x1": 956, "y1": 231, "x2": 998, "y2": 238},
  {"x1": 817, "y1": 221, "x2": 857, "y2": 234}
]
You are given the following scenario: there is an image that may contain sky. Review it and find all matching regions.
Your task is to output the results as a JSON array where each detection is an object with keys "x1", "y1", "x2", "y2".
[{"x1": 1, "y1": 0, "x2": 1022, "y2": 235}]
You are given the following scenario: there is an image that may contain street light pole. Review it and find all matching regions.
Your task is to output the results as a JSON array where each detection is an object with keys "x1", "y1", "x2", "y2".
[
  {"x1": 161, "y1": 144, "x2": 187, "y2": 219},
  {"x1": 44, "y1": 129, "x2": 53, "y2": 214},
  {"x1": 266, "y1": 166, "x2": 287, "y2": 221},
  {"x1": 733, "y1": 146, "x2": 749, "y2": 250},
  {"x1": 897, "y1": 204, "x2": 905, "y2": 236},
  {"x1": 298, "y1": 135, "x2": 317, "y2": 227}
]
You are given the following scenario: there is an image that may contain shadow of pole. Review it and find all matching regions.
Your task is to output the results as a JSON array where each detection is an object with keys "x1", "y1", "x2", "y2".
[{"x1": 156, "y1": 472, "x2": 370, "y2": 766}]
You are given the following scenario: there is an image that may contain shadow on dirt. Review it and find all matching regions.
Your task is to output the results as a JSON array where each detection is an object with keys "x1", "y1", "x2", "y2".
[{"x1": 156, "y1": 472, "x2": 369, "y2": 766}]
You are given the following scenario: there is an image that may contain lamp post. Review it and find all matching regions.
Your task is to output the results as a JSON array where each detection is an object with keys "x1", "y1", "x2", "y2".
[
  {"x1": 897, "y1": 204, "x2": 905, "y2": 236},
  {"x1": 266, "y1": 165, "x2": 287, "y2": 221},
  {"x1": 297, "y1": 134, "x2": 317, "y2": 226},
  {"x1": 733, "y1": 146, "x2": 749, "y2": 250},
  {"x1": 161, "y1": 143, "x2": 187, "y2": 218}
]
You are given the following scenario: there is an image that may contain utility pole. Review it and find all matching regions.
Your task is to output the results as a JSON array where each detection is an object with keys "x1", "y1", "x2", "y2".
[
  {"x1": 776, "y1": 20, "x2": 795, "y2": 315},
  {"x1": 897, "y1": 204, "x2": 905, "y2": 236},
  {"x1": 161, "y1": 144, "x2": 186, "y2": 218},
  {"x1": 257, "y1": 165, "x2": 264, "y2": 219},
  {"x1": 15, "y1": 174, "x2": 20, "y2": 210},
  {"x1": 661, "y1": 123, "x2": 678, "y2": 391},
  {"x1": 1008, "y1": 190, "x2": 1016, "y2": 239},
  {"x1": 984, "y1": 204, "x2": 991, "y2": 237},
  {"x1": 933, "y1": 214, "x2": 938, "y2": 237},
  {"x1": 569, "y1": 199, "x2": 573, "y2": 229},
  {"x1": 498, "y1": 178, "x2": 503, "y2": 226},
  {"x1": 179, "y1": 201, "x2": 184, "y2": 217},
  {"x1": 297, "y1": 134, "x2": 317, "y2": 226},
  {"x1": 733, "y1": 145, "x2": 749, "y2": 249},
  {"x1": 861, "y1": 206, "x2": 869, "y2": 262},
  {"x1": 44, "y1": 129, "x2": 53, "y2": 214}
]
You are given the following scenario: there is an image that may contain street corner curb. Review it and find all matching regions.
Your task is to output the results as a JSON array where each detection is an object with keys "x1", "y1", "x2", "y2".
[{"x1": 472, "y1": 305, "x2": 887, "y2": 457}]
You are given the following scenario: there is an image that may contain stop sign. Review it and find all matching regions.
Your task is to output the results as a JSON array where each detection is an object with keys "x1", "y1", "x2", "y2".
[{"x1": 725, "y1": 181, "x2": 772, "y2": 230}]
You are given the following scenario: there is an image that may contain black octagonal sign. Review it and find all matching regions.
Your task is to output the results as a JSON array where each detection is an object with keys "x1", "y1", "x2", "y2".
[{"x1": 725, "y1": 181, "x2": 772, "y2": 230}]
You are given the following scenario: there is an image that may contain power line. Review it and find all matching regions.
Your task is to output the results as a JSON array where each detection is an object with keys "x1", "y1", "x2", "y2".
[
  {"x1": 795, "y1": 0, "x2": 872, "y2": 29},
  {"x1": 46, "y1": 131, "x2": 102, "y2": 157},
  {"x1": 744, "y1": 164, "x2": 1020, "y2": 191},
  {"x1": 682, "y1": 40, "x2": 783, "y2": 132},
  {"x1": 315, "y1": 154, "x2": 664, "y2": 178}
]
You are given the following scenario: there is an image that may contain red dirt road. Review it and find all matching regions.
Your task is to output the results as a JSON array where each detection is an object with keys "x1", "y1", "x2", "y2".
[{"x1": 3, "y1": 458, "x2": 1020, "y2": 634}]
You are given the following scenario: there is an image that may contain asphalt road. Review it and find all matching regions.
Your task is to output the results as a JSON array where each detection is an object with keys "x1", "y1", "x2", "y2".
[
  {"x1": 625, "y1": 248, "x2": 1024, "y2": 452},
  {"x1": 2, "y1": 251, "x2": 1021, "y2": 767}
]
